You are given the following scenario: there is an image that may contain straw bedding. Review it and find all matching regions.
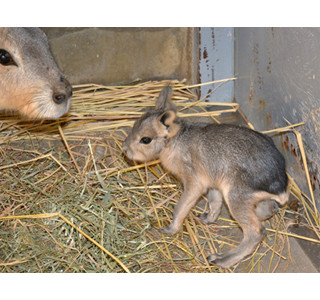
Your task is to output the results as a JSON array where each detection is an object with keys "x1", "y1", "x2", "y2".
[{"x1": 0, "y1": 79, "x2": 319, "y2": 273}]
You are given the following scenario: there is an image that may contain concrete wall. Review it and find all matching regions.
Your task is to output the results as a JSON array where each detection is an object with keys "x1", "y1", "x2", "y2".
[
  {"x1": 42, "y1": 27, "x2": 195, "y2": 85},
  {"x1": 234, "y1": 28, "x2": 320, "y2": 209}
]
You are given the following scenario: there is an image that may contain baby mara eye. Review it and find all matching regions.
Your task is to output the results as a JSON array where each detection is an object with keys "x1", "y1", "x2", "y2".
[
  {"x1": 140, "y1": 137, "x2": 152, "y2": 144},
  {"x1": 0, "y1": 49, "x2": 17, "y2": 66}
]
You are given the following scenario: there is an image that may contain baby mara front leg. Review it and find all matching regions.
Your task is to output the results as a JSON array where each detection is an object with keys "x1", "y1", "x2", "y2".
[{"x1": 162, "y1": 183, "x2": 205, "y2": 235}]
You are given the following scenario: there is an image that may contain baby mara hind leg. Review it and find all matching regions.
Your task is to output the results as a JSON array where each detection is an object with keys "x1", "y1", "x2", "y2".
[
  {"x1": 207, "y1": 190, "x2": 266, "y2": 269},
  {"x1": 198, "y1": 189, "x2": 223, "y2": 224},
  {"x1": 256, "y1": 199, "x2": 279, "y2": 221},
  {"x1": 198, "y1": 189, "x2": 278, "y2": 224}
]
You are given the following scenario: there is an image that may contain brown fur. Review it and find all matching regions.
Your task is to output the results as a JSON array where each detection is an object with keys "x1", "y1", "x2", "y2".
[{"x1": 123, "y1": 87, "x2": 289, "y2": 268}]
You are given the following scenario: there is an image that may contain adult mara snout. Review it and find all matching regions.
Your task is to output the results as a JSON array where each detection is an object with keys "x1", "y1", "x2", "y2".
[{"x1": 0, "y1": 27, "x2": 72, "y2": 119}]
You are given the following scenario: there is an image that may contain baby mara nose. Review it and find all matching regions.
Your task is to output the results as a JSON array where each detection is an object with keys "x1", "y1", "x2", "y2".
[{"x1": 122, "y1": 143, "x2": 128, "y2": 153}]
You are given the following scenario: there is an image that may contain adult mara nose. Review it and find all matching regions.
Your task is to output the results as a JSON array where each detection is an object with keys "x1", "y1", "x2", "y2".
[
  {"x1": 53, "y1": 76, "x2": 73, "y2": 104},
  {"x1": 53, "y1": 92, "x2": 67, "y2": 104}
]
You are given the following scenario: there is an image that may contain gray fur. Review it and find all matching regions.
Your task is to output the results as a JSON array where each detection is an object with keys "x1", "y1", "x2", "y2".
[{"x1": 0, "y1": 27, "x2": 72, "y2": 119}]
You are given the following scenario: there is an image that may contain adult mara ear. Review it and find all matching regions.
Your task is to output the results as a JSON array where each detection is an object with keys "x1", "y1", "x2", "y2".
[
  {"x1": 158, "y1": 110, "x2": 180, "y2": 138},
  {"x1": 155, "y1": 86, "x2": 177, "y2": 112}
]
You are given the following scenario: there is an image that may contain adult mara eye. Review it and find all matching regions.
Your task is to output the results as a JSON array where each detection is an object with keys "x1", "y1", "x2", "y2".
[
  {"x1": 140, "y1": 137, "x2": 152, "y2": 144},
  {"x1": 0, "y1": 49, "x2": 17, "y2": 66}
]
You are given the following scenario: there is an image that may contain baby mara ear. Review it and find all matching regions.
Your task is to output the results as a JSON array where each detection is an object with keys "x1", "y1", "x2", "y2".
[
  {"x1": 155, "y1": 86, "x2": 177, "y2": 112},
  {"x1": 158, "y1": 110, "x2": 180, "y2": 138}
]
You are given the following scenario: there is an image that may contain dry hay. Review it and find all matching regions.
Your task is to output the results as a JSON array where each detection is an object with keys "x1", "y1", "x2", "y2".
[{"x1": 0, "y1": 78, "x2": 319, "y2": 273}]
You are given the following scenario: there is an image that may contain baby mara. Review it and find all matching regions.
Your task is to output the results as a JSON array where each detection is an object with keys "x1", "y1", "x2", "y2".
[{"x1": 123, "y1": 87, "x2": 288, "y2": 268}]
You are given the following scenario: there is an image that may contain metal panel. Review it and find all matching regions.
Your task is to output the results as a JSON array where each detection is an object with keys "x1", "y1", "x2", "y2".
[
  {"x1": 199, "y1": 27, "x2": 234, "y2": 103},
  {"x1": 234, "y1": 28, "x2": 320, "y2": 209}
]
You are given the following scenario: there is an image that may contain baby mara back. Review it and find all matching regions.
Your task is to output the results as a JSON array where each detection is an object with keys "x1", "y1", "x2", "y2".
[
  {"x1": 167, "y1": 122, "x2": 288, "y2": 199},
  {"x1": 123, "y1": 86, "x2": 289, "y2": 268}
]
